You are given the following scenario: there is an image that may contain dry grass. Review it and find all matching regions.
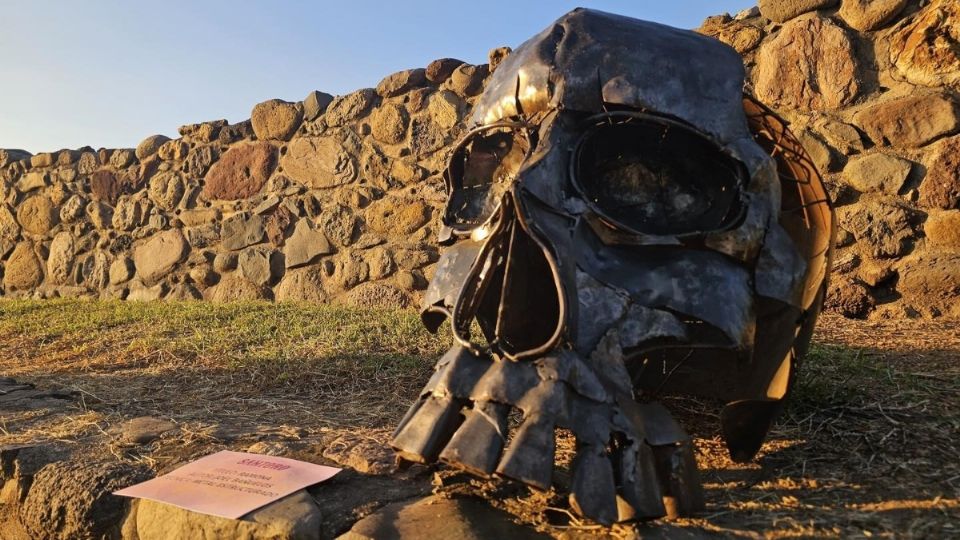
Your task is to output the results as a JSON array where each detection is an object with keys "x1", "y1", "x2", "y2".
[
  {"x1": 1, "y1": 301, "x2": 958, "y2": 538},
  {"x1": 0, "y1": 298, "x2": 443, "y2": 434}
]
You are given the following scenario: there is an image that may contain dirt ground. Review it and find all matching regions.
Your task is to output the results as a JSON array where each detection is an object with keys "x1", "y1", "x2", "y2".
[{"x1": 1, "y1": 302, "x2": 957, "y2": 539}]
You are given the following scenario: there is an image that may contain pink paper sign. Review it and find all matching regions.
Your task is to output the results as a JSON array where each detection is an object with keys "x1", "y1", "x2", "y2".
[{"x1": 114, "y1": 450, "x2": 341, "y2": 519}]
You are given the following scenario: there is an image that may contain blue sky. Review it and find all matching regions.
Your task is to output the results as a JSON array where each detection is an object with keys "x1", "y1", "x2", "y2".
[{"x1": 0, "y1": 1, "x2": 752, "y2": 153}]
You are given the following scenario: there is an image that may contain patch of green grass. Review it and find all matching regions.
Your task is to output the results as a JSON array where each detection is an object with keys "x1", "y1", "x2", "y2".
[
  {"x1": 0, "y1": 299, "x2": 448, "y2": 388},
  {"x1": 794, "y1": 343, "x2": 874, "y2": 403},
  {"x1": 794, "y1": 342, "x2": 952, "y2": 410}
]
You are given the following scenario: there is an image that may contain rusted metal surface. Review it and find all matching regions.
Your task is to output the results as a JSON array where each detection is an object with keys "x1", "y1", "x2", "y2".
[{"x1": 393, "y1": 7, "x2": 835, "y2": 525}]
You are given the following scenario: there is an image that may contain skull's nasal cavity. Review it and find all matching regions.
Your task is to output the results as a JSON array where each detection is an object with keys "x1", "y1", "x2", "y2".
[{"x1": 465, "y1": 215, "x2": 564, "y2": 360}]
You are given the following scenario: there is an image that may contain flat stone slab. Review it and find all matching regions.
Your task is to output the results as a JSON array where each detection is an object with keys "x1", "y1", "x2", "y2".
[
  {"x1": 338, "y1": 495, "x2": 550, "y2": 540},
  {"x1": 0, "y1": 377, "x2": 77, "y2": 411},
  {"x1": 131, "y1": 489, "x2": 322, "y2": 540}
]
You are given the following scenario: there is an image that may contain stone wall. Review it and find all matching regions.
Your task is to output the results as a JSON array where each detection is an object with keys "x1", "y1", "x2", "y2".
[
  {"x1": 0, "y1": 56, "x2": 497, "y2": 308},
  {"x1": 700, "y1": 0, "x2": 960, "y2": 318},
  {"x1": 2, "y1": 2, "x2": 959, "y2": 319}
]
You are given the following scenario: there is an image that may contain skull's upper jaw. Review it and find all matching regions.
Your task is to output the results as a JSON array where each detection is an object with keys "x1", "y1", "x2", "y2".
[
  {"x1": 422, "y1": 195, "x2": 570, "y2": 362},
  {"x1": 472, "y1": 8, "x2": 749, "y2": 143}
]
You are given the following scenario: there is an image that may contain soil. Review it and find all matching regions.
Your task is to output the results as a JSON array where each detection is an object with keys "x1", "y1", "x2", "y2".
[{"x1": 1, "y1": 313, "x2": 958, "y2": 538}]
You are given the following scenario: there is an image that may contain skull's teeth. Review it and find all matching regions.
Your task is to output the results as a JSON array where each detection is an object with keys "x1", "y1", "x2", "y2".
[
  {"x1": 569, "y1": 444, "x2": 618, "y2": 525},
  {"x1": 391, "y1": 394, "x2": 464, "y2": 464},
  {"x1": 439, "y1": 401, "x2": 510, "y2": 477},
  {"x1": 651, "y1": 440, "x2": 706, "y2": 519},
  {"x1": 614, "y1": 441, "x2": 667, "y2": 521},
  {"x1": 495, "y1": 414, "x2": 556, "y2": 491}
]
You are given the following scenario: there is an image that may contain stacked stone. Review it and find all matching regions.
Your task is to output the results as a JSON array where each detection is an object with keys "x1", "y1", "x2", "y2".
[
  {"x1": 0, "y1": 55, "x2": 494, "y2": 307},
  {"x1": 699, "y1": 0, "x2": 960, "y2": 319}
]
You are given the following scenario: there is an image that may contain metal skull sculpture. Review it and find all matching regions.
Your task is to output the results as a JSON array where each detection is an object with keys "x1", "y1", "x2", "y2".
[{"x1": 392, "y1": 8, "x2": 835, "y2": 524}]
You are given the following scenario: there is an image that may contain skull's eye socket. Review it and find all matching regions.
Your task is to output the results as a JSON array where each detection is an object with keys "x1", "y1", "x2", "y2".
[
  {"x1": 572, "y1": 113, "x2": 746, "y2": 236},
  {"x1": 444, "y1": 123, "x2": 531, "y2": 230}
]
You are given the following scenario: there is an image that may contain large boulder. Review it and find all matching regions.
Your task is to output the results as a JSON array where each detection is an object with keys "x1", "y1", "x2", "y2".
[
  {"x1": 923, "y1": 210, "x2": 960, "y2": 251},
  {"x1": 147, "y1": 171, "x2": 186, "y2": 211},
  {"x1": 184, "y1": 145, "x2": 219, "y2": 178},
  {"x1": 920, "y1": 135, "x2": 960, "y2": 209},
  {"x1": 16, "y1": 195, "x2": 58, "y2": 235},
  {"x1": 0, "y1": 203, "x2": 20, "y2": 241},
  {"x1": 3, "y1": 241, "x2": 44, "y2": 291},
  {"x1": 369, "y1": 103, "x2": 409, "y2": 145},
  {"x1": 888, "y1": 0, "x2": 960, "y2": 89},
  {"x1": 324, "y1": 88, "x2": 377, "y2": 127},
  {"x1": 109, "y1": 257, "x2": 135, "y2": 285},
  {"x1": 365, "y1": 198, "x2": 432, "y2": 236},
  {"x1": 203, "y1": 142, "x2": 276, "y2": 200},
  {"x1": 237, "y1": 246, "x2": 277, "y2": 286},
  {"x1": 90, "y1": 170, "x2": 125, "y2": 205},
  {"x1": 839, "y1": 0, "x2": 908, "y2": 31},
  {"x1": 843, "y1": 153, "x2": 912, "y2": 194},
  {"x1": 109, "y1": 149, "x2": 135, "y2": 169},
  {"x1": 425, "y1": 58, "x2": 465, "y2": 84},
  {"x1": 204, "y1": 274, "x2": 271, "y2": 302},
  {"x1": 136, "y1": 134, "x2": 171, "y2": 160},
  {"x1": 251, "y1": 99, "x2": 303, "y2": 141},
  {"x1": 274, "y1": 265, "x2": 327, "y2": 302},
  {"x1": 133, "y1": 229, "x2": 189, "y2": 284},
  {"x1": 696, "y1": 16, "x2": 764, "y2": 54},
  {"x1": 281, "y1": 137, "x2": 358, "y2": 189},
  {"x1": 157, "y1": 139, "x2": 190, "y2": 161},
  {"x1": 30, "y1": 153, "x2": 54, "y2": 168},
  {"x1": 443, "y1": 64, "x2": 488, "y2": 98},
  {"x1": 757, "y1": 0, "x2": 838, "y2": 22},
  {"x1": 340, "y1": 496, "x2": 549, "y2": 540},
  {"x1": 302, "y1": 90, "x2": 334, "y2": 121},
  {"x1": 133, "y1": 489, "x2": 321, "y2": 540},
  {"x1": 284, "y1": 219, "x2": 333, "y2": 268},
  {"x1": 19, "y1": 460, "x2": 150, "y2": 540},
  {"x1": 836, "y1": 199, "x2": 916, "y2": 258},
  {"x1": 46, "y1": 232, "x2": 76, "y2": 285},
  {"x1": 854, "y1": 93, "x2": 960, "y2": 148},
  {"x1": 895, "y1": 254, "x2": 960, "y2": 317},
  {"x1": 221, "y1": 213, "x2": 266, "y2": 251},
  {"x1": 17, "y1": 171, "x2": 48, "y2": 192},
  {"x1": 753, "y1": 15, "x2": 859, "y2": 111},
  {"x1": 376, "y1": 68, "x2": 427, "y2": 98}
]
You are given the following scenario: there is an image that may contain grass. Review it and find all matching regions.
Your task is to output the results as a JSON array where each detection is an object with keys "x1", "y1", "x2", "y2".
[{"x1": 0, "y1": 298, "x2": 445, "y2": 388}]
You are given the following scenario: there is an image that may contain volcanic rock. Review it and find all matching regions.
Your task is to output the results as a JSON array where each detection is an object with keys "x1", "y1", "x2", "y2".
[
  {"x1": 203, "y1": 142, "x2": 276, "y2": 200},
  {"x1": 136, "y1": 135, "x2": 171, "y2": 160},
  {"x1": 843, "y1": 153, "x2": 912, "y2": 194},
  {"x1": 754, "y1": 15, "x2": 859, "y2": 111},
  {"x1": 425, "y1": 58, "x2": 465, "y2": 84},
  {"x1": 303, "y1": 90, "x2": 334, "y2": 121},
  {"x1": 854, "y1": 93, "x2": 960, "y2": 148},
  {"x1": 133, "y1": 228, "x2": 188, "y2": 284},
  {"x1": 924, "y1": 210, "x2": 960, "y2": 251},
  {"x1": 919, "y1": 135, "x2": 960, "y2": 209},
  {"x1": 284, "y1": 219, "x2": 333, "y2": 268},
  {"x1": 19, "y1": 460, "x2": 150, "y2": 540},
  {"x1": 16, "y1": 195, "x2": 58, "y2": 235},
  {"x1": 221, "y1": 213, "x2": 266, "y2": 251},
  {"x1": 4, "y1": 242, "x2": 44, "y2": 291},
  {"x1": 888, "y1": 0, "x2": 960, "y2": 89},
  {"x1": 758, "y1": 0, "x2": 838, "y2": 22},
  {"x1": 251, "y1": 99, "x2": 303, "y2": 141},
  {"x1": 134, "y1": 489, "x2": 321, "y2": 540},
  {"x1": 281, "y1": 137, "x2": 357, "y2": 189}
]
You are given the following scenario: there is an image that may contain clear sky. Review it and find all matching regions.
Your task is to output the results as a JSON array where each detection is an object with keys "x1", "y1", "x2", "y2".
[{"x1": 0, "y1": 1, "x2": 753, "y2": 154}]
